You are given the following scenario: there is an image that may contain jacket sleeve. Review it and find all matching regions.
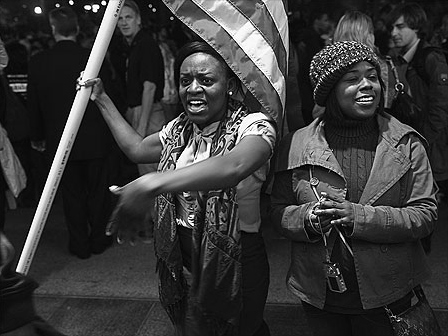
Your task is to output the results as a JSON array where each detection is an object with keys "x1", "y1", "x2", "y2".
[
  {"x1": 348, "y1": 135, "x2": 438, "y2": 243},
  {"x1": 422, "y1": 50, "x2": 448, "y2": 145},
  {"x1": 270, "y1": 169, "x2": 319, "y2": 242}
]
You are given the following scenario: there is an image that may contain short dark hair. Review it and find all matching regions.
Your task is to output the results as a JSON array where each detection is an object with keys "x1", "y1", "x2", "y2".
[
  {"x1": 387, "y1": 2, "x2": 428, "y2": 38},
  {"x1": 49, "y1": 7, "x2": 78, "y2": 37},
  {"x1": 174, "y1": 40, "x2": 236, "y2": 87},
  {"x1": 123, "y1": 0, "x2": 141, "y2": 18}
]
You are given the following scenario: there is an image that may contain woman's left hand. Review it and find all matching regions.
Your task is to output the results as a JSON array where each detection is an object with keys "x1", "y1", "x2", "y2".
[
  {"x1": 106, "y1": 175, "x2": 155, "y2": 245},
  {"x1": 313, "y1": 192, "x2": 355, "y2": 229}
]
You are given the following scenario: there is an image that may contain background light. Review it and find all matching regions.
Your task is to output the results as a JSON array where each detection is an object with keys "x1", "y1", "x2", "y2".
[{"x1": 34, "y1": 6, "x2": 42, "y2": 14}]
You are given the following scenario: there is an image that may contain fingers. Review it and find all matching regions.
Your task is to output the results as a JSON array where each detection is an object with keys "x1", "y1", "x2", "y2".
[
  {"x1": 116, "y1": 235, "x2": 125, "y2": 244},
  {"x1": 314, "y1": 200, "x2": 352, "y2": 219},
  {"x1": 316, "y1": 199, "x2": 341, "y2": 211},
  {"x1": 105, "y1": 220, "x2": 116, "y2": 237},
  {"x1": 105, "y1": 201, "x2": 145, "y2": 246},
  {"x1": 109, "y1": 222, "x2": 139, "y2": 246},
  {"x1": 330, "y1": 216, "x2": 354, "y2": 229},
  {"x1": 116, "y1": 230, "x2": 138, "y2": 246},
  {"x1": 105, "y1": 200, "x2": 124, "y2": 236},
  {"x1": 109, "y1": 185, "x2": 122, "y2": 195},
  {"x1": 76, "y1": 77, "x2": 100, "y2": 91}
]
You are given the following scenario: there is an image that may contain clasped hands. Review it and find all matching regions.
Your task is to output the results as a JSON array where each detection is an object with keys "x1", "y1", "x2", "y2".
[{"x1": 306, "y1": 192, "x2": 355, "y2": 236}]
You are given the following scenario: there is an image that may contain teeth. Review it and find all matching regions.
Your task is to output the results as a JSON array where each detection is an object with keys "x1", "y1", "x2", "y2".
[
  {"x1": 189, "y1": 100, "x2": 204, "y2": 105},
  {"x1": 357, "y1": 97, "x2": 373, "y2": 102}
]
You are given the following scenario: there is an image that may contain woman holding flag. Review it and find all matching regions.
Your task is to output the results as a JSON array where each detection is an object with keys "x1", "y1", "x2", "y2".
[{"x1": 81, "y1": 40, "x2": 275, "y2": 335}]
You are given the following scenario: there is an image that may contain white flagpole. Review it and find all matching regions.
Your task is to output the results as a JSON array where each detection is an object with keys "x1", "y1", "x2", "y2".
[{"x1": 16, "y1": 0, "x2": 125, "y2": 274}]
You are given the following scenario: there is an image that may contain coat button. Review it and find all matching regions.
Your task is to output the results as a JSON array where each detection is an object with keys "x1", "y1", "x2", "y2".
[{"x1": 381, "y1": 245, "x2": 388, "y2": 252}]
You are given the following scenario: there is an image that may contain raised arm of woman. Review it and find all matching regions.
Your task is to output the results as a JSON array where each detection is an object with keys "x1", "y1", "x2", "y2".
[{"x1": 84, "y1": 78, "x2": 162, "y2": 164}]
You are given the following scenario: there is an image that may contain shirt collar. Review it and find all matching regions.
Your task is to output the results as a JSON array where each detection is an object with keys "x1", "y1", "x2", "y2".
[{"x1": 402, "y1": 38, "x2": 420, "y2": 63}]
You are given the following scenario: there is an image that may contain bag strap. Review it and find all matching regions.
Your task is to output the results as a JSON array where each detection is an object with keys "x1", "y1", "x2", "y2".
[
  {"x1": 386, "y1": 56, "x2": 405, "y2": 93},
  {"x1": 384, "y1": 285, "x2": 426, "y2": 319},
  {"x1": 412, "y1": 284, "x2": 426, "y2": 301}
]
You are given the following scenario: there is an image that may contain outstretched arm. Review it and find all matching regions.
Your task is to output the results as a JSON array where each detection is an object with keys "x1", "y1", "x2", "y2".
[
  {"x1": 108, "y1": 134, "x2": 272, "y2": 241},
  {"x1": 127, "y1": 134, "x2": 271, "y2": 195}
]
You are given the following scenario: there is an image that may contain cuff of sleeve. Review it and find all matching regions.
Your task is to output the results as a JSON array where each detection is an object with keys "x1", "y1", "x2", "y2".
[
  {"x1": 301, "y1": 203, "x2": 321, "y2": 242},
  {"x1": 347, "y1": 203, "x2": 365, "y2": 238}
]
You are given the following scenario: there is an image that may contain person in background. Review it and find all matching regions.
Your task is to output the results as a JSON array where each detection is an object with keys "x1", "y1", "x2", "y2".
[
  {"x1": 116, "y1": 0, "x2": 166, "y2": 239},
  {"x1": 157, "y1": 25, "x2": 180, "y2": 123},
  {"x1": 430, "y1": 12, "x2": 448, "y2": 51},
  {"x1": 116, "y1": 0, "x2": 165, "y2": 159},
  {"x1": 0, "y1": 36, "x2": 28, "y2": 230},
  {"x1": 374, "y1": 17, "x2": 391, "y2": 56},
  {"x1": 27, "y1": 7, "x2": 114, "y2": 259},
  {"x1": 0, "y1": 35, "x2": 9, "y2": 231},
  {"x1": 440, "y1": 12, "x2": 448, "y2": 51},
  {"x1": 295, "y1": 9, "x2": 333, "y2": 125},
  {"x1": 283, "y1": 40, "x2": 305, "y2": 134},
  {"x1": 270, "y1": 41, "x2": 438, "y2": 336},
  {"x1": 332, "y1": 10, "x2": 395, "y2": 111},
  {"x1": 0, "y1": 36, "x2": 8, "y2": 73},
  {"x1": 388, "y1": 2, "x2": 448, "y2": 251},
  {"x1": 3, "y1": 39, "x2": 38, "y2": 209},
  {"x1": 81, "y1": 40, "x2": 275, "y2": 336}
]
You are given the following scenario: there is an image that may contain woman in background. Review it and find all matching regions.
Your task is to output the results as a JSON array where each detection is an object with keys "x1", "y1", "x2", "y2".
[{"x1": 270, "y1": 41, "x2": 438, "y2": 336}]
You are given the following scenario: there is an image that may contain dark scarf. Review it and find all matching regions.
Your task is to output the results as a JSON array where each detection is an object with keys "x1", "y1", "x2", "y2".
[{"x1": 155, "y1": 100, "x2": 248, "y2": 335}]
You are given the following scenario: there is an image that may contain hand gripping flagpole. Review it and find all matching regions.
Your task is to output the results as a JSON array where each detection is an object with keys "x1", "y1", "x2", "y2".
[{"x1": 16, "y1": 0, "x2": 125, "y2": 274}]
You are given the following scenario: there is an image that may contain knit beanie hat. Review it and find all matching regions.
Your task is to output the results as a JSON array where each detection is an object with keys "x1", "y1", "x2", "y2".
[{"x1": 309, "y1": 41, "x2": 380, "y2": 106}]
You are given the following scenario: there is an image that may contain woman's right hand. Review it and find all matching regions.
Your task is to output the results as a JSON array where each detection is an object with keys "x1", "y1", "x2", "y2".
[{"x1": 76, "y1": 74, "x2": 105, "y2": 102}]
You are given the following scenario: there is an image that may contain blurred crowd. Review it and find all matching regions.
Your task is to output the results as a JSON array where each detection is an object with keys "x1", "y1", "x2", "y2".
[
  {"x1": 0, "y1": 1, "x2": 447, "y2": 335},
  {"x1": 0, "y1": 0, "x2": 446, "y2": 229}
]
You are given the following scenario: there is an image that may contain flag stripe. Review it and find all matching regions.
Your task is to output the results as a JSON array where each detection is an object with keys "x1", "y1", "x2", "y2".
[
  {"x1": 194, "y1": 0, "x2": 286, "y2": 104},
  {"x1": 227, "y1": 0, "x2": 288, "y2": 76},
  {"x1": 262, "y1": 0, "x2": 289, "y2": 53},
  {"x1": 162, "y1": 0, "x2": 288, "y2": 125}
]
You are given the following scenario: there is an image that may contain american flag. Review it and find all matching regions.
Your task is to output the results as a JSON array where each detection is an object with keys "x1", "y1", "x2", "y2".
[{"x1": 161, "y1": 0, "x2": 289, "y2": 127}]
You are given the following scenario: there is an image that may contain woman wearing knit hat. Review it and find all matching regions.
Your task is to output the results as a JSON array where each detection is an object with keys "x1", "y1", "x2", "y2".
[{"x1": 270, "y1": 41, "x2": 438, "y2": 335}]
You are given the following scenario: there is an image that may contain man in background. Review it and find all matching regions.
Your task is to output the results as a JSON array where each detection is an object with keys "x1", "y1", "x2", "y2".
[
  {"x1": 116, "y1": 0, "x2": 165, "y2": 239},
  {"x1": 388, "y1": 2, "x2": 448, "y2": 252},
  {"x1": 27, "y1": 7, "x2": 114, "y2": 259}
]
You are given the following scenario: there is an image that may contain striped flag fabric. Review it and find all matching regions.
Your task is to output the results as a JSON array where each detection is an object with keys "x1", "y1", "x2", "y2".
[{"x1": 161, "y1": 0, "x2": 289, "y2": 127}]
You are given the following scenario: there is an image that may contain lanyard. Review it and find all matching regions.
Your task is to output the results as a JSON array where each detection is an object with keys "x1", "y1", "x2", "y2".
[{"x1": 309, "y1": 167, "x2": 354, "y2": 257}]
